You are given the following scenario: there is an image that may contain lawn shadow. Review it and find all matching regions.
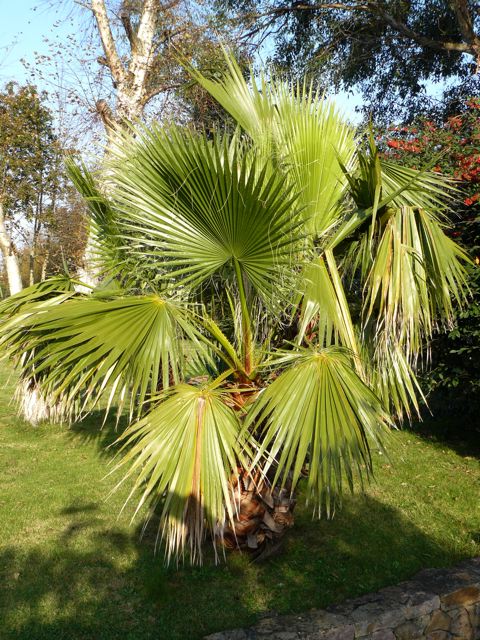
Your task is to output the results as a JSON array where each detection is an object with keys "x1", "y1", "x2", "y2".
[
  {"x1": 65, "y1": 409, "x2": 129, "y2": 459},
  {"x1": 259, "y1": 491, "x2": 463, "y2": 613},
  {"x1": 0, "y1": 492, "x2": 460, "y2": 640},
  {"x1": 409, "y1": 391, "x2": 480, "y2": 459}
]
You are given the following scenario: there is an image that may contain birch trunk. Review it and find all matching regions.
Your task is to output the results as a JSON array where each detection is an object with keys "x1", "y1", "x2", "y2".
[
  {"x1": 0, "y1": 203, "x2": 22, "y2": 295},
  {"x1": 79, "y1": 0, "x2": 159, "y2": 287},
  {"x1": 40, "y1": 248, "x2": 49, "y2": 281},
  {"x1": 29, "y1": 249, "x2": 35, "y2": 287}
]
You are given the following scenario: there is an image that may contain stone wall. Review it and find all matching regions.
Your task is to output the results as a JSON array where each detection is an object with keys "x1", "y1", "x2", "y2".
[{"x1": 205, "y1": 557, "x2": 480, "y2": 640}]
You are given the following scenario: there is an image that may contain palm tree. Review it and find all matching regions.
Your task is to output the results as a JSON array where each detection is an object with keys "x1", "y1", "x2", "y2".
[{"x1": 0, "y1": 57, "x2": 470, "y2": 564}]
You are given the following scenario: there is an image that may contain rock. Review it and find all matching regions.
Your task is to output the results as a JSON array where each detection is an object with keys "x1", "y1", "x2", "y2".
[
  {"x1": 404, "y1": 592, "x2": 440, "y2": 619},
  {"x1": 394, "y1": 619, "x2": 426, "y2": 639},
  {"x1": 351, "y1": 601, "x2": 407, "y2": 636},
  {"x1": 425, "y1": 631, "x2": 453, "y2": 640},
  {"x1": 425, "y1": 609, "x2": 452, "y2": 633},
  {"x1": 321, "y1": 626, "x2": 355, "y2": 640},
  {"x1": 470, "y1": 604, "x2": 480, "y2": 640},
  {"x1": 305, "y1": 611, "x2": 351, "y2": 631},
  {"x1": 371, "y1": 630, "x2": 396, "y2": 640},
  {"x1": 466, "y1": 603, "x2": 480, "y2": 635},
  {"x1": 449, "y1": 606, "x2": 473, "y2": 638},
  {"x1": 441, "y1": 586, "x2": 480, "y2": 610}
]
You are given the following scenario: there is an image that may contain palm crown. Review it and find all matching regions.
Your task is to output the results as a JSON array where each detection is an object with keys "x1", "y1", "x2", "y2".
[{"x1": 0, "y1": 56, "x2": 470, "y2": 564}]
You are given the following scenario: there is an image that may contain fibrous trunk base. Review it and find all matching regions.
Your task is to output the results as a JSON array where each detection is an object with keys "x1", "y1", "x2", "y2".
[
  {"x1": 221, "y1": 469, "x2": 296, "y2": 561},
  {"x1": 16, "y1": 378, "x2": 65, "y2": 425}
]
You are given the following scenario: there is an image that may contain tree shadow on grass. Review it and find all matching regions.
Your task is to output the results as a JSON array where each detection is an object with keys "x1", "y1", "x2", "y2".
[
  {"x1": 409, "y1": 390, "x2": 480, "y2": 459},
  {"x1": 5, "y1": 399, "x2": 473, "y2": 638},
  {"x1": 65, "y1": 410, "x2": 129, "y2": 458},
  {"x1": 0, "y1": 493, "x2": 463, "y2": 640}
]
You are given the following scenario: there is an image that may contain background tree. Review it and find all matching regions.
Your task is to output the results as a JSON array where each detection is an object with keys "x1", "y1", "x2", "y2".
[
  {"x1": 32, "y1": 0, "x2": 245, "y2": 138},
  {"x1": 30, "y1": 1, "x2": 246, "y2": 284},
  {"x1": 378, "y1": 97, "x2": 480, "y2": 419},
  {"x1": 42, "y1": 187, "x2": 89, "y2": 278},
  {"x1": 0, "y1": 82, "x2": 65, "y2": 295},
  {"x1": 217, "y1": 0, "x2": 480, "y2": 122}
]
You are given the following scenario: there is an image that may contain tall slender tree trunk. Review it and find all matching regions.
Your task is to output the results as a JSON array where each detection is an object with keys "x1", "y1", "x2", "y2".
[
  {"x1": 29, "y1": 183, "x2": 44, "y2": 287},
  {"x1": 29, "y1": 249, "x2": 35, "y2": 287},
  {"x1": 77, "y1": 0, "x2": 159, "y2": 287},
  {"x1": 40, "y1": 247, "x2": 49, "y2": 281},
  {"x1": 0, "y1": 202, "x2": 22, "y2": 295}
]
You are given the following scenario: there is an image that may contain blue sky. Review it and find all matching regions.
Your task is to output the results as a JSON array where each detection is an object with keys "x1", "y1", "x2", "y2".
[
  {"x1": 0, "y1": 0, "x2": 364, "y2": 124},
  {"x1": 0, "y1": 2, "x2": 72, "y2": 84}
]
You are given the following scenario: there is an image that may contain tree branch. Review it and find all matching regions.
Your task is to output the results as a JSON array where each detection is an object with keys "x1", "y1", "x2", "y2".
[
  {"x1": 449, "y1": 0, "x2": 477, "y2": 44},
  {"x1": 141, "y1": 82, "x2": 184, "y2": 106},
  {"x1": 120, "y1": 8, "x2": 137, "y2": 52},
  {"x1": 95, "y1": 98, "x2": 115, "y2": 129},
  {"x1": 91, "y1": 0, "x2": 127, "y2": 87},
  {"x1": 448, "y1": 0, "x2": 480, "y2": 68},
  {"x1": 128, "y1": 0, "x2": 159, "y2": 104},
  {"x1": 246, "y1": 1, "x2": 478, "y2": 59},
  {"x1": 371, "y1": 3, "x2": 473, "y2": 55}
]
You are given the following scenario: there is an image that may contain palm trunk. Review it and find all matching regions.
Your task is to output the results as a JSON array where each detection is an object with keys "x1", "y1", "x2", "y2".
[
  {"x1": 16, "y1": 377, "x2": 66, "y2": 425},
  {"x1": 221, "y1": 469, "x2": 296, "y2": 560}
]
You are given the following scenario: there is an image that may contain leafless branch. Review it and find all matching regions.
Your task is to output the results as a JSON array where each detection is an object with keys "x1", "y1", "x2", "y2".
[
  {"x1": 120, "y1": 8, "x2": 137, "y2": 51},
  {"x1": 90, "y1": 0, "x2": 127, "y2": 86}
]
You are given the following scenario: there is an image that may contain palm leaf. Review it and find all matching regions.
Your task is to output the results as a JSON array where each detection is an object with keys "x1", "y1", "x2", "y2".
[
  {"x1": 0, "y1": 275, "x2": 78, "y2": 322},
  {"x1": 380, "y1": 159, "x2": 456, "y2": 212},
  {"x1": 66, "y1": 160, "x2": 160, "y2": 289},
  {"x1": 0, "y1": 277, "x2": 86, "y2": 424},
  {"x1": 295, "y1": 253, "x2": 362, "y2": 372},
  {"x1": 66, "y1": 159, "x2": 121, "y2": 279},
  {"x1": 330, "y1": 137, "x2": 469, "y2": 369},
  {"x1": 329, "y1": 137, "x2": 456, "y2": 252},
  {"x1": 191, "y1": 53, "x2": 356, "y2": 236},
  {"x1": 2, "y1": 295, "x2": 210, "y2": 422},
  {"x1": 368, "y1": 336, "x2": 424, "y2": 422},
  {"x1": 360, "y1": 207, "x2": 470, "y2": 355},
  {"x1": 111, "y1": 384, "x2": 251, "y2": 564},
  {"x1": 271, "y1": 83, "x2": 356, "y2": 235},
  {"x1": 106, "y1": 126, "x2": 302, "y2": 309},
  {"x1": 187, "y1": 53, "x2": 275, "y2": 156},
  {"x1": 245, "y1": 347, "x2": 390, "y2": 517}
]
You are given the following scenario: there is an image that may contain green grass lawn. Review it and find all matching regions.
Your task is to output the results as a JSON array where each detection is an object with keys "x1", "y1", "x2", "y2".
[{"x1": 0, "y1": 366, "x2": 479, "y2": 640}]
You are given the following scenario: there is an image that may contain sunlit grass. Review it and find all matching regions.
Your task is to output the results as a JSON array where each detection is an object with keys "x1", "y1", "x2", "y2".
[{"x1": 0, "y1": 365, "x2": 479, "y2": 639}]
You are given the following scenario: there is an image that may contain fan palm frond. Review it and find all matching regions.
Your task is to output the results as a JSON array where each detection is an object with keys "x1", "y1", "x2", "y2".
[
  {"x1": 245, "y1": 347, "x2": 390, "y2": 517},
  {"x1": 112, "y1": 383, "x2": 251, "y2": 564},
  {"x1": 1, "y1": 295, "x2": 210, "y2": 422},
  {"x1": 190, "y1": 53, "x2": 356, "y2": 237},
  {"x1": 104, "y1": 126, "x2": 302, "y2": 309}
]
